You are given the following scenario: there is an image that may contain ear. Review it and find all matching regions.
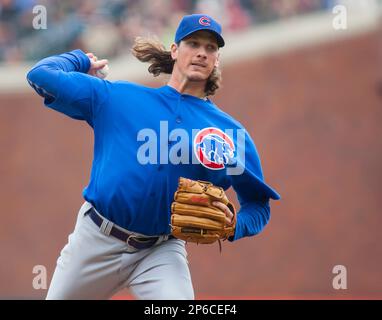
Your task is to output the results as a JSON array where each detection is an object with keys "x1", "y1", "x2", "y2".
[{"x1": 170, "y1": 43, "x2": 178, "y2": 60}]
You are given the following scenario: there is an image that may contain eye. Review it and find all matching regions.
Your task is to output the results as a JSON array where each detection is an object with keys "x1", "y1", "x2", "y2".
[{"x1": 188, "y1": 40, "x2": 198, "y2": 47}]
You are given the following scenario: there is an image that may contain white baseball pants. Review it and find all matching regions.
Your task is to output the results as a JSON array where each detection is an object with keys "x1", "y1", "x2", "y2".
[{"x1": 46, "y1": 202, "x2": 194, "y2": 300}]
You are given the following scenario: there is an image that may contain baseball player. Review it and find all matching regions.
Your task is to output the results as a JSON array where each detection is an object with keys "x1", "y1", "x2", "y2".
[{"x1": 26, "y1": 14, "x2": 280, "y2": 300}]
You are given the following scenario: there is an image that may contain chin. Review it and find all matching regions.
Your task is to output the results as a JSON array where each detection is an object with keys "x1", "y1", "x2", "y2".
[{"x1": 187, "y1": 72, "x2": 209, "y2": 82}]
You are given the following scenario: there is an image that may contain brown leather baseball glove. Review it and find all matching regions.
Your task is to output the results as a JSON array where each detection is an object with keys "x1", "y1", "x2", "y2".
[{"x1": 170, "y1": 177, "x2": 236, "y2": 248}]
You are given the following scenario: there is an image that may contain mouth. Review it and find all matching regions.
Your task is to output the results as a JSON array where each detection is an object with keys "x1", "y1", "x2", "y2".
[{"x1": 191, "y1": 62, "x2": 207, "y2": 68}]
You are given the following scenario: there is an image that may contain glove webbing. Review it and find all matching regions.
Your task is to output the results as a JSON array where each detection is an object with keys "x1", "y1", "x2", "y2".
[{"x1": 180, "y1": 226, "x2": 224, "y2": 253}]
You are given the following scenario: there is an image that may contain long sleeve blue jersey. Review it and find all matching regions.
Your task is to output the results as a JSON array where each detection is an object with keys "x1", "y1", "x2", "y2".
[{"x1": 26, "y1": 49, "x2": 280, "y2": 240}]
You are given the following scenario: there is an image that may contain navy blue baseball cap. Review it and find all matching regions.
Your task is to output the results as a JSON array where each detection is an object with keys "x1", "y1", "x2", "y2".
[{"x1": 175, "y1": 14, "x2": 225, "y2": 48}]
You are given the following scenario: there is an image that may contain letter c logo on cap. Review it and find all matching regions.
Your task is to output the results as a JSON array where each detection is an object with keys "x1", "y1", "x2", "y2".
[{"x1": 199, "y1": 16, "x2": 211, "y2": 26}]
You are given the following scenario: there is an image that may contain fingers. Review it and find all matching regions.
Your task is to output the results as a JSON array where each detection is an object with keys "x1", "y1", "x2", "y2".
[
  {"x1": 93, "y1": 59, "x2": 108, "y2": 69},
  {"x1": 87, "y1": 54, "x2": 109, "y2": 78},
  {"x1": 212, "y1": 201, "x2": 234, "y2": 225},
  {"x1": 86, "y1": 53, "x2": 98, "y2": 60},
  {"x1": 86, "y1": 53, "x2": 108, "y2": 68}
]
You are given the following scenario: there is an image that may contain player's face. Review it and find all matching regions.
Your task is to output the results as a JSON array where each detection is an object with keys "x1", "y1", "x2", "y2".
[{"x1": 171, "y1": 31, "x2": 220, "y2": 82}]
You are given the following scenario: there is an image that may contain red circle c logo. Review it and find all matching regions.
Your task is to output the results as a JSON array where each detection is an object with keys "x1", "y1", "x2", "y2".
[{"x1": 199, "y1": 16, "x2": 211, "y2": 26}]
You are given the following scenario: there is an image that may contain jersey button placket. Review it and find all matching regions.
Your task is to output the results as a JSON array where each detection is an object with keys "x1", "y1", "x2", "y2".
[{"x1": 175, "y1": 95, "x2": 184, "y2": 124}]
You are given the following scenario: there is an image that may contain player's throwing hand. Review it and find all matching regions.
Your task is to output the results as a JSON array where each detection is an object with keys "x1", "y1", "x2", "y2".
[{"x1": 86, "y1": 52, "x2": 108, "y2": 78}]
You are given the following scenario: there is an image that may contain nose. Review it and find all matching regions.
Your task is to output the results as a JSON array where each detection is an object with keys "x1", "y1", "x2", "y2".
[{"x1": 196, "y1": 47, "x2": 207, "y2": 59}]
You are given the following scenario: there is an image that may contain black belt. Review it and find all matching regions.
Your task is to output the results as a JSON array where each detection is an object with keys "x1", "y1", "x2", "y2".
[{"x1": 87, "y1": 207, "x2": 174, "y2": 250}]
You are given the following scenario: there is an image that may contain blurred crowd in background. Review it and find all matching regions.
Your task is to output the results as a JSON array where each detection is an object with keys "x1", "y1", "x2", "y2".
[{"x1": 0, "y1": 0, "x2": 369, "y2": 63}]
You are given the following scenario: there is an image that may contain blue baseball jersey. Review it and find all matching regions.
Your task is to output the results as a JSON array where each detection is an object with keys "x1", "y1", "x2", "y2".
[{"x1": 26, "y1": 49, "x2": 280, "y2": 241}]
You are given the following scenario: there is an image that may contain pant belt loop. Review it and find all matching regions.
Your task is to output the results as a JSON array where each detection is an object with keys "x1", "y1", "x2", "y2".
[
  {"x1": 157, "y1": 234, "x2": 168, "y2": 245},
  {"x1": 100, "y1": 218, "x2": 113, "y2": 236}
]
